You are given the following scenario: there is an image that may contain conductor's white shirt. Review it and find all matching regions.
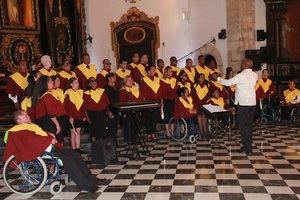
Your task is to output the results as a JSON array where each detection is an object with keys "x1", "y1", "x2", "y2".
[{"x1": 218, "y1": 69, "x2": 258, "y2": 106}]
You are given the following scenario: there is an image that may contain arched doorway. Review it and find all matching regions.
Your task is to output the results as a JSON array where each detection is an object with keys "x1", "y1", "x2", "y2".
[{"x1": 110, "y1": 7, "x2": 160, "y2": 66}]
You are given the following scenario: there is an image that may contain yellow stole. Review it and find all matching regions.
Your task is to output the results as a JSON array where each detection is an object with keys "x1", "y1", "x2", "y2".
[
  {"x1": 64, "y1": 89, "x2": 84, "y2": 111},
  {"x1": 4, "y1": 123, "x2": 48, "y2": 143},
  {"x1": 84, "y1": 88, "x2": 104, "y2": 103},
  {"x1": 283, "y1": 89, "x2": 300, "y2": 103},
  {"x1": 178, "y1": 82, "x2": 191, "y2": 92},
  {"x1": 143, "y1": 76, "x2": 160, "y2": 94},
  {"x1": 170, "y1": 66, "x2": 181, "y2": 75},
  {"x1": 136, "y1": 64, "x2": 147, "y2": 77},
  {"x1": 76, "y1": 63, "x2": 97, "y2": 79},
  {"x1": 52, "y1": 88, "x2": 65, "y2": 103},
  {"x1": 124, "y1": 85, "x2": 140, "y2": 99},
  {"x1": 209, "y1": 97, "x2": 225, "y2": 108},
  {"x1": 21, "y1": 96, "x2": 32, "y2": 111},
  {"x1": 183, "y1": 67, "x2": 195, "y2": 83},
  {"x1": 161, "y1": 77, "x2": 177, "y2": 89},
  {"x1": 99, "y1": 69, "x2": 109, "y2": 77},
  {"x1": 179, "y1": 96, "x2": 194, "y2": 109},
  {"x1": 257, "y1": 79, "x2": 272, "y2": 93},
  {"x1": 41, "y1": 91, "x2": 60, "y2": 101},
  {"x1": 115, "y1": 69, "x2": 131, "y2": 78},
  {"x1": 195, "y1": 65, "x2": 210, "y2": 80},
  {"x1": 255, "y1": 82, "x2": 260, "y2": 91},
  {"x1": 211, "y1": 81, "x2": 224, "y2": 91},
  {"x1": 39, "y1": 68, "x2": 57, "y2": 76},
  {"x1": 129, "y1": 62, "x2": 137, "y2": 69},
  {"x1": 155, "y1": 68, "x2": 164, "y2": 79},
  {"x1": 58, "y1": 70, "x2": 76, "y2": 80},
  {"x1": 209, "y1": 68, "x2": 220, "y2": 75},
  {"x1": 194, "y1": 84, "x2": 209, "y2": 100},
  {"x1": 10, "y1": 72, "x2": 29, "y2": 90}
]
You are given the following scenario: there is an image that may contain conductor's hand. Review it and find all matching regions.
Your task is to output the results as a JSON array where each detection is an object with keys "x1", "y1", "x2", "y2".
[
  {"x1": 217, "y1": 77, "x2": 222, "y2": 82},
  {"x1": 51, "y1": 138, "x2": 58, "y2": 145}
]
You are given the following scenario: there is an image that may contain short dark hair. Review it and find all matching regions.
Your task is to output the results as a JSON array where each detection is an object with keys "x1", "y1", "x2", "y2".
[{"x1": 81, "y1": 53, "x2": 89, "y2": 58}]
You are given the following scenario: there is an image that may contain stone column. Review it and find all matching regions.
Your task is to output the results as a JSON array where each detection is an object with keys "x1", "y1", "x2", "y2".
[{"x1": 226, "y1": 0, "x2": 256, "y2": 71}]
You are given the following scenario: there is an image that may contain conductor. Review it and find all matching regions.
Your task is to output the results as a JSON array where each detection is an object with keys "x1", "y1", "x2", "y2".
[{"x1": 217, "y1": 59, "x2": 258, "y2": 155}]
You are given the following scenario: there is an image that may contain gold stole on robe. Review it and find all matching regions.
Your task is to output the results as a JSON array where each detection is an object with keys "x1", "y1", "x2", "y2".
[
  {"x1": 21, "y1": 96, "x2": 32, "y2": 111},
  {"x1": 76, "y1": 63, "x2": 97, "y2": 79},
  {"x1": 115, "y1": 69, "x2": 131, "y2": 78},
  {"x1": 283, "y1": 89, "x2": 300, "y2": 103},
  {"x1": 10, "y1": 72, "x2": 29, "y2": 90},
  {"x1": 161, "y1": 77, "x2": 177, "y2": 89},
  {"x1": 4, "y1": 123, "x2": 48, "y2": 143},
  {"x1": 257, "y1": 79, "x2": 272, "y2": 93},
  {"x1": 124, "y1": 85, "x2": 140, "y2": 99},
  {"x1": 41, "y1": 91, "x2": 60, "y2": 101},
  {"x1": 84, "y1": 88, "x2": 105, "y2": 103},
  {"x1": 129, "y1": 63, "x2": 137, "y2": 69},
  {"x1": 99, "y1": 69, "x2": 109, "y2": 77},
  {"x1": 64, "y1": 89, "x2": 84, "y2": 111},
  {"x1": 136, "y1": 64, "x2": 147, "y2": 77},
  {"x1": 211, "y1": 81, "x2": 224, "y2": 91},
  {"x1": 194, "y1": 84, "x2": 209, "y2": 100},
  {"x1": 52, "y1": 88, "x2": 65, "y2": 103},
  {"x1": 39, "y1": 68, "x2": 57, "y2": 76},
  {"x1": 208, "y1": 97, "x2": 225, "y2": 108},
  {"x1": 143, "y1": 76, "x2": 160, "y2": 94},
  {"x1": 58, "y1": 70, "x2": 76, "y2": 80},
  {"x1": 195, "y1": 65, "x2": 210, "y2": 80},
  {"x1": 155, "y1": 68, "x2": 164, "y2": 79},
  {"x1": 183, "y1": 67, "x2": 195, "y2": 83},
  {"x1": 178, "y1": 82, "x2": 191, "y2": 92},
  {"x1": 179, "y1": 96, "x2": 194, "y2": 109},
  {"x1": 170, "y1": 66, "x2": 181, "y2": 75}
]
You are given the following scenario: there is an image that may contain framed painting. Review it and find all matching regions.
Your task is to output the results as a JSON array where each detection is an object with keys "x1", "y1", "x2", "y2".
[{"x1": 0, "y1": 0, "x2": 39, "y2": 31}]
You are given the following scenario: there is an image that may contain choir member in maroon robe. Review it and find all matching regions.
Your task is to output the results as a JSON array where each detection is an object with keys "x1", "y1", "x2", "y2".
[
  {"x1": 191, "y1": 73, "x2": 210, "y2": 135},
  {"x1": 84, "y1": 77, "x2": 110, "y2": 141},
  {"x1": 140, "y1": 65, "x2": 162, "y2": 141},
  {"x1": 161, "y1": 66, "x2": 177, "y2": 138},
  {"x1": 119, "y1": 76, "x2": 143, "y2": 102},
  {"x1": 182, "y1": 58, "x2": 196, "y2": 84},
  {"x1": 38, "y1": 55, "x2": 57, "y2": 77},
  {"x1": 3, "y1": 110, "x2": 98, "y2": 193},
  {"x1": 97, "y1": 59, "x2": 112, "y2": 88},
  {"x1": 209, "y1": 72, "x2": 228, "y2": 99},
  {"x1": 115, "y1": 60, "x2": 131, "y2": 90},
  {"x1": 174, "y1": 87, "x2": 198, "y2": 120},
  {"x1": 177, "y1": 70, "x2": 192, "y2": 93},
  {"x1": 6, "y1": 60, "x2": 29, "y2": 109},
  {"x1": 131, "y1": 54, "x2": 148, "y2": 84},
  {"x1": 127, "y1": 52, "x2": 140, "y2": 72},
  {"x1": 33, "y1": 76, "x2": 66, "y2": 144},
  {"x1": 155, "y1": 59, "x2": 164, "y2": 79},
  {"x1": 75, "y1": 53, "x2": 97, "y2": 91},
  {"x1": 58, "y1": 59, "x2": 76, "y2": 90},
  {"x1": 169, "y1": 56, "x2": 181, "y2": 78},
  {"x1": 64, "y1": 77, "x2": 86, "y2": 152}
]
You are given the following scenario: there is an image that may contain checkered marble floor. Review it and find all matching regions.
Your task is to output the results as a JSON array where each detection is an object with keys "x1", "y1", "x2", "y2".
[{"x1": 0, "y1": 122, "x2": 300, "y2": 200}]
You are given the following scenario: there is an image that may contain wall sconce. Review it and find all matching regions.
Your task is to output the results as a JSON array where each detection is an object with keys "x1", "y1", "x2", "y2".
[
  {"x1": 218, "y1": 29, "x2": 226, "y2": 39},
  {"x1": 181, "y1": 10, "x2": 189, "y2": 21},
  {"x1": 84, "y1": 34, "x2": 93, "y2": 44}
]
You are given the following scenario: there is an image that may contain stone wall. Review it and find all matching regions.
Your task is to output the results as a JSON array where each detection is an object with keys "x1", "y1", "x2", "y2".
[{"x1": 226, "y1": 0, "x2": 256, "y2": 71}]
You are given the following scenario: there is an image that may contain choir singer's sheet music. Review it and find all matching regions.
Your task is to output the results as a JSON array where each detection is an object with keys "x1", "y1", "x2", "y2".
[{"x1": 202, "y1": 104, "x2": 227, "y2": 113}]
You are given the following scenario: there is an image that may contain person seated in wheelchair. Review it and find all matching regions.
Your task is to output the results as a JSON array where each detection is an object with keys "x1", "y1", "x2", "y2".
[
  {"x1": 279, "y1": 80, "x2": 300, "y2": 120},
  {"x1": 3, "y1": 110, "x2": 99, "y2": 193},
  {"x1": 255, "y1": 69, "x2": 276, "y2": 120},
  {"x1": 174, "y1": 87, "x2": 208, "y2": 137}
]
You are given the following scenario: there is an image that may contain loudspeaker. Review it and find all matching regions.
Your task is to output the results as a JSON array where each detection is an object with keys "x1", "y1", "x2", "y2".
[
  {"x1": 257, "y1": 30, "x2": 268, "y2": 41},
  {"x1": 245, "y1": 49, "x2": 262, "y2": 71},
  {"x1": 218, "y1": 29, "x2": 226, "y2": 39}
]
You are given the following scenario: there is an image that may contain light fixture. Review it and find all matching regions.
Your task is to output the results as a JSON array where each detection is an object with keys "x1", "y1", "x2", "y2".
[
  {"x1": 84, "y1": 34, "x2": 93, "y2": 44},
  {"x1": 125, "y1": 0, "x2": 141, "y2": 3},
  {"x1": 181, "y1": 10, "x2": 189, "y2": 21}
]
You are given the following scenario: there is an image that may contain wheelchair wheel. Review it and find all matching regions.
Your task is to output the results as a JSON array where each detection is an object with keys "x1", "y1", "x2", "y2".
[
  {"x1": 260, "y1": 117, "x2": 268, "y2": 124},
  {"x1": 189, "y1": 135, "x2": 197, "y2": 143},
  {"x1": 168, "y1": 117, "x2": 188, "y2": 141},
  {"x1": 208, "y1": 119, "x2": 217, "y2": 135},
  {"x1": 49, "y1": 181, "x2": 62, "y2": 195},
  {"x1": 3, "y1": 155, "x2": 47, "y2": 196}
]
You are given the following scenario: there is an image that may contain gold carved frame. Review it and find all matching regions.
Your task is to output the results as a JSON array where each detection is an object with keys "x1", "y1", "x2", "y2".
[{"x1": 110, "y1": 7, "x2": 160, "y2": 63}]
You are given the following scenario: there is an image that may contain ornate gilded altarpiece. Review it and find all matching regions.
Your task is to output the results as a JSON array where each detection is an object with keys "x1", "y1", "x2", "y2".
[{"x1": 111, "y1": 7, "x2": 160, "y2": 66}]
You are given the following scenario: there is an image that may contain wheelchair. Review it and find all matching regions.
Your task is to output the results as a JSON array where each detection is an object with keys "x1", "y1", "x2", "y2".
[
  {"x1": 3, "y1": 152, "x2": 69, "y2": 196},
  {"x1": 277, "y1": 106, "x2": 298, "y2": 123},
  {"x1": 167, "y1": 117, "x2": 200, "y2": 143},
  {"x1": 259, "y1": 96, "x2": 280, "y2": 124}
]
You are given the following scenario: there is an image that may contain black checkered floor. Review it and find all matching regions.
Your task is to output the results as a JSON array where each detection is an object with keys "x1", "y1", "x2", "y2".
[{"x1": 0, "y1": 122, "x2": 300, "y2": 200}]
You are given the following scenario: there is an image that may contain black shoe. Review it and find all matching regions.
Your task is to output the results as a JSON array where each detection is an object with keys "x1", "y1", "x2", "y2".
[
  {"x1": 89, "y1": 184, "x2": 99, "y2": 193},
  {"x1": 76, "y1": 149, "x2": 85, "y2": 154},
  {"x1": 245, "y1": 151, "x2": 253, "y2": 156}
]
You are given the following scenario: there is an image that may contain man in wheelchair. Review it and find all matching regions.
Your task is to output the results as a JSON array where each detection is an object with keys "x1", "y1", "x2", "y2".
[
  {"x1": 279, "y1": 80, "x2": 300, "y2": 121},
  {"x1": 3, "y1": 110, "x2": 98, "y2": 193}
]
